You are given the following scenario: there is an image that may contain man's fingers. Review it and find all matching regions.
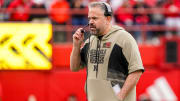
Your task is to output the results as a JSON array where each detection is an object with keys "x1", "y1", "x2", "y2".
[
  {"x1": 73, "y1": 34, "x2": 79, "y2": 40},
  {"x1": 73, "y1": 28, "x2": 84, "y2": 40},
  {"x1": 72, "y1": 28, "x2": 84, "y2": 48},
  {"x1": 74, "y1": 33, "x2": 83, "y2": 40}
]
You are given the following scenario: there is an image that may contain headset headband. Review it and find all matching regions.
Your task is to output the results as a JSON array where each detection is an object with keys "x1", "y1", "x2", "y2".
[{"x1": 102, "y1": 2, "x2": 112, "y2": 16}]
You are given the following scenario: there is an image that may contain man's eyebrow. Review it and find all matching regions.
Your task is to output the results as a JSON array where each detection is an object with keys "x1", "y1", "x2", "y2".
[{"x1": 88, "y1": 16, "x2": 97, "y2": 18}]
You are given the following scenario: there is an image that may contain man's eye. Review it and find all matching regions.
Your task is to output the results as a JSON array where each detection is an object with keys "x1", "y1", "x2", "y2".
[{"x1": 93, "y1": 18, "x2": 97, "y2": 20}]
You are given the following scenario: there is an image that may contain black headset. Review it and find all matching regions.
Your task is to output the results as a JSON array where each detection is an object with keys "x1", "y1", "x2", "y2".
[{"x1": 102, "y1": 2, "x2": 112, "y2": 16}]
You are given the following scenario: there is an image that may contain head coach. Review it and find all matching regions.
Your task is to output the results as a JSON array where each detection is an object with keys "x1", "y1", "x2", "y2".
[{"x1": 70, "y1": 1, "x2": 144, "y2": 101}]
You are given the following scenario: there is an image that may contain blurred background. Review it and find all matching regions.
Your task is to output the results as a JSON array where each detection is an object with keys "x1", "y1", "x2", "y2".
[{"x1": 0, "y1": 0, "x2": 180, "y2": 101}]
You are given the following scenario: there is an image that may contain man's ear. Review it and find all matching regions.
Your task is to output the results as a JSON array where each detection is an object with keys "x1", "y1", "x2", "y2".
[{"x1": 106, "y1": 16, "x2": 112, "y2": 22}]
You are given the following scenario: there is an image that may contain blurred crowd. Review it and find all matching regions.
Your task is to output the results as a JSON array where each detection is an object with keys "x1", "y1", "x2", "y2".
[{"x1": 0, "y1": 0, "x2": 180, "y2": 44}]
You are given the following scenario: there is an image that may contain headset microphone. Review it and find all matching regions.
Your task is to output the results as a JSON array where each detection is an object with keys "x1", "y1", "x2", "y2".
[{"x1": 81, "y1": 24, "x2": 89, "y2": 33}]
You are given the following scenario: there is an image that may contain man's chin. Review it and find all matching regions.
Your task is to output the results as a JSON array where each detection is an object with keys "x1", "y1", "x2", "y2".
[{"x1": 90, "y1": 31, "x2": 97, "y2": 35}]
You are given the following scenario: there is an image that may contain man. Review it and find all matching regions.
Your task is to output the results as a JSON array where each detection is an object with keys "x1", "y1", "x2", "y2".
[{"x1": 70, "y1": 2, "x2": 144, "y2": 101}]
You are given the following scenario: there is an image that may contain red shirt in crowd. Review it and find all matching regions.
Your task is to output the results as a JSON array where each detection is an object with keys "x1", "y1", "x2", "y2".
[
  {"x1": 49, "y1": 0, "x2": 70, "y2": 24},
  {"x1": 164, "y1": 1, "x2": 180, "y2": 18},
  {"x1": 0, "y1": 0, "x2": 3, "y2": 7},
  {"x1": 7, "y1": 0, "x2": 32, "y2": 21},
  {"x1": 116, "y1": 7, "x2": 133, "y2": 25}
]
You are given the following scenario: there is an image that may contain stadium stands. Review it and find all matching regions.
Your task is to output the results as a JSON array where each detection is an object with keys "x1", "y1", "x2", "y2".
[{"x1": 0, "y1": 0, "x2": 180, "y2": 43}]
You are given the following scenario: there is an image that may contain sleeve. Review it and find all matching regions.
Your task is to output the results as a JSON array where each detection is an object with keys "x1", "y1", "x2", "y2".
[
  {"x1": 80, "y1": 42, "x2": 89, "y2": 68},
  {"x1": 122, "y1": 33, "x2": 144, "y2": 74}
]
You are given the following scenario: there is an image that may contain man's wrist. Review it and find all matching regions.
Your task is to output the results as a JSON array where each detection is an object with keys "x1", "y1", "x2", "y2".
[
  {"x1": 117, "y1": 93, "x2": 124, "y2": 101},
  {"x1": 72, "y1": 44, "x2": 81, "y2": 50}
]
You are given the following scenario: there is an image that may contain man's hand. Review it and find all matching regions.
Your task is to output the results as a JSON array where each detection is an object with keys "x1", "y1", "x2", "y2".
[
  {"x1": 72, "y1": 28, "x2": 84, "y2": 48},
  {"x1": 70, "y1": 28, "x2": 85, "y2": 72},
  {"x1": 117, "y1": 70, "x2": 143, "y2": 101}
]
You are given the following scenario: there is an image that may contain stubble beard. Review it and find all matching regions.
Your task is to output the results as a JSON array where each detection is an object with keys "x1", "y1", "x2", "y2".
[{"x1": 90, "y1": 28, "x2": 100, "y2": 36}]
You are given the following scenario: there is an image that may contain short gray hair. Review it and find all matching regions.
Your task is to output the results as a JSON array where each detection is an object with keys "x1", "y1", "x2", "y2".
[{"x1": 88, "y1": 2, "x2": 113, "y2": 16}]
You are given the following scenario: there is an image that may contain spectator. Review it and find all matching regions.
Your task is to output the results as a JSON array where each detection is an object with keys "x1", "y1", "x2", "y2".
[
  {"x1": 151, "y1": 0, "x2": 165, "y2": 38},
  {"x1": 0, "y1": 0, "x2": 12, "y2": 7},
  {"x1": 49, "y1": 0, "x2": 70, "y2": 25},
  {"x1": 115, "y1": 0, "x2": 133, "y2": 26},
  {"x1": 71, "y1": 0, "x2": 88, "y2": 25},
  {"x1": 43, "y1": 0, "x2": 53, "y2": 10},
  {"x1": 49, "y1": 0, "x2": 70, "y2": 42},
  {"x1": 29, "y1": 0, "x2": 50, "y2": 23},
  {"x1": 0, "y1": 0, "x2": 3, "y2": 7},
  {"x1": 0, "y1": 0, "x2": 12, "y2": 21},
  {"x1": 7, "y1": 0, "x2": 32, "y2": 21},
  {"x1": 133, "y1": 0, "x2": 152, "y2": 43},
  {"x1": 163, "y1": 0, "x2": 180, "y2": 36},
  {"x1": 0, "y1": 0, "x2": 5, "y2": 21}
]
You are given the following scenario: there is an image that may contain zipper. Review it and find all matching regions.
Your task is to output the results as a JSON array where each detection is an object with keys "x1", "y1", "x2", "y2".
[{"x1": 95, "y1": 38, "x2": 101, "y2": 78}]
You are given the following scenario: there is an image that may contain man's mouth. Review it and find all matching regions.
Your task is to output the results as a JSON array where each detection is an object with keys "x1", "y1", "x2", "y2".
[
  {"x1": 90, "y1": 27, "x2": 96, "y2": 30},
  {"x1": 90, "y1": 26, "x2": 96, "y2": 30}
]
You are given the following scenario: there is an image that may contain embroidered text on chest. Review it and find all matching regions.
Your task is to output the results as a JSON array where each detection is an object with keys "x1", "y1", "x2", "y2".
[{"x1": 90, "y1": 49, "x2": 106, "y2": 64}]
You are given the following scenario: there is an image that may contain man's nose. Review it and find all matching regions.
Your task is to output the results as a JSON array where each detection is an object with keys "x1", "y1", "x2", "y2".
[{"x1": 89, "y1": 19, "x2": 94, "y2": 25}]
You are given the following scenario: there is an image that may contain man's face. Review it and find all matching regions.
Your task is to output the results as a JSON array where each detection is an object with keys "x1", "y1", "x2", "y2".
[{"x1": 88, "y1": 7, "x2": 107, "y2": 36}]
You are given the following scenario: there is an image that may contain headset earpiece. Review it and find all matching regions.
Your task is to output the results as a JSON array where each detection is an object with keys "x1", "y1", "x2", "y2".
[{"x1": 102, "y1": 2, "x2": 112, "y2": 16}]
